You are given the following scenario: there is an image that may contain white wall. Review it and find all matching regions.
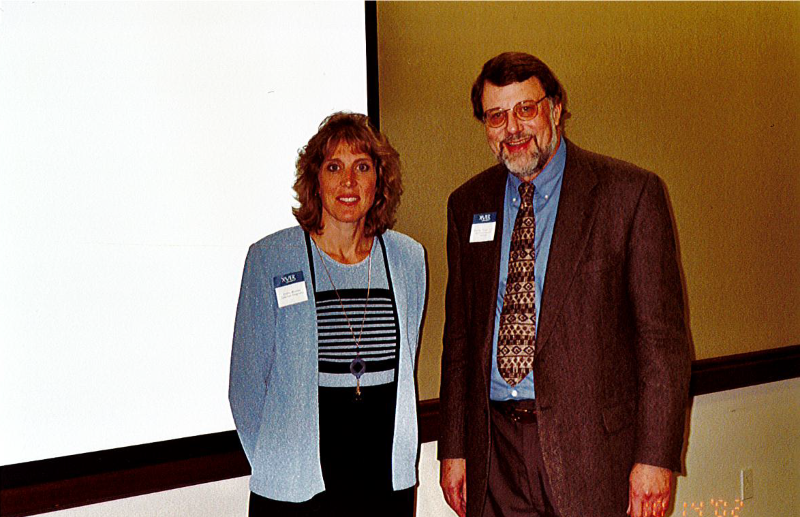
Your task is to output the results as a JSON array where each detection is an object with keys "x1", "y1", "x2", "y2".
[
  {"x1": 39, "y1": 477, "x2": 251, "y2": 517},
  {"x1": 672, "y1": 378, "x2": 799, "y2": 517},
  {"x1": 42, "y1": 378, "x2": 800, "y2": 516}
]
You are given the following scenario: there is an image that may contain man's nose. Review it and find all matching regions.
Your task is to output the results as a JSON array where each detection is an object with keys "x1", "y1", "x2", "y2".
[{"x1": 505, "y1": 112, "x2": 522, "y2": 134}]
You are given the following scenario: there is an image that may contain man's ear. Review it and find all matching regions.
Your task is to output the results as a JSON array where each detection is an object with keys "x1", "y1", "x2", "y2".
[{"x1": 552, "y1": 101, "x2": 563, "y2": 126}]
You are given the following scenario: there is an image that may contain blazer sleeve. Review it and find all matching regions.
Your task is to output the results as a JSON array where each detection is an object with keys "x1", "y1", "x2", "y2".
[
  {"x1": 627, "y1": 173, "x2": 691, "y2": 471},
  {"x1": 229, "y1": 243, "x2": 274, "y2": 464},
  {"x1": 416, "y1": 244, "x2": 428, "y2": 360},
  {"x1": 438, "y1": 197, "x2": 469, "y2": 459},
  {"x1": 405, "y1": 237, "x2": 427, "y2": 364}
]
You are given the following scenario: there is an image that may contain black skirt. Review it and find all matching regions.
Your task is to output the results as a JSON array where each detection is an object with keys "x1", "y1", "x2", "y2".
[{"x1": 248, "y1": 486, "x2": 414, "y2": 517}]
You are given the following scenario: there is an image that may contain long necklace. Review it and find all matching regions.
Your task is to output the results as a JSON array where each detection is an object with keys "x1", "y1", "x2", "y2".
[{"x1": 314, "y1": 239, "x2": 372, "y2": 400}]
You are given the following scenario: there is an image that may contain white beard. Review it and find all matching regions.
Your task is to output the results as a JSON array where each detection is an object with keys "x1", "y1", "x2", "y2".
[{"x1": 501, "y1": 138, "x2": 547, "y2": 178}]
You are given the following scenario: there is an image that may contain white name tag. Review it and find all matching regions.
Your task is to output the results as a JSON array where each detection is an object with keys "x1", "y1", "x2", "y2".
[
  {"x1": 274, "y1": 271, "x2": 308, "y2": 308},
  {"x1": 469, "y1": 212, "x2": 497, "y2": 243}
]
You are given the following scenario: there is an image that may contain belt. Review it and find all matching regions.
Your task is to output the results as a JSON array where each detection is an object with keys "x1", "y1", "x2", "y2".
[{"x1": 491, "y1": 399, "x2": 538, "y2": 424}]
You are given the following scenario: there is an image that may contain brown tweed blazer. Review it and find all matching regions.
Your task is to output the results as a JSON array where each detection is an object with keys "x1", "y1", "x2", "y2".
[{"x1": 439, "y1": 140, "x2": 691, "y2": 517}]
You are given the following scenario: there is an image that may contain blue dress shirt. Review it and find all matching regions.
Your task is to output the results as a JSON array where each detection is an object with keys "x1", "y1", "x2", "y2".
[{"x1": 490, "y1": 139, "x2": 566, "y2": 401}]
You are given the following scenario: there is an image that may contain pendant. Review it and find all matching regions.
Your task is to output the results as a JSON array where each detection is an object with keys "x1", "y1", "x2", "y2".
[
  {"x1": 351, "y1": 358, "x2": 366, "y2": 402},
  {"x1": 354, "y1": 381, "x2": 362, "y2": 402},
  {"x1": 350, "y1": 357, "x2": 366, "y2": 379}
]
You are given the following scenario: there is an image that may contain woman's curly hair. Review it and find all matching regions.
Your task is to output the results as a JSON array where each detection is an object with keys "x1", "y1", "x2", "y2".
[{"x1": 293, "y1": 112, "x2": 402, "y2": 236}]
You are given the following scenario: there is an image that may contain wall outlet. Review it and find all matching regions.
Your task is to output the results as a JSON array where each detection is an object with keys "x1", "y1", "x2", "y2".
[{"x1": 740, "y1": 467, "x2": 754, "y2": 500}]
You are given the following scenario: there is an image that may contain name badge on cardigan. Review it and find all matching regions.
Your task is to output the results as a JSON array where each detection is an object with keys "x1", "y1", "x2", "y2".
[
  {"x1": 273, "y1": 271, "x2": 308, "y2": 308},
  {"x1": 469, "y1": 212, "x2": 497, "y2": 243}
]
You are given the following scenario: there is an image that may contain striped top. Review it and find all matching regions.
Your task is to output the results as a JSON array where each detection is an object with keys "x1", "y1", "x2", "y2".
[{"x1": 311, "y1": 239, "x2": 399, "y2": 388}]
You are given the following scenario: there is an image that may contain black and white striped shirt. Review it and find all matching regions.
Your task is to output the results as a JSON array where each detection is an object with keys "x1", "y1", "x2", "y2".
[{"x1": 311, "y1": 243, "x2": 399, "y2": 388}]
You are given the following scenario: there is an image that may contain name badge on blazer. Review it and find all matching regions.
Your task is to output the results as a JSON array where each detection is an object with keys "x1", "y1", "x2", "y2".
[
  {"x1": 469, "y1": 212, "x2": 497, "y2": 243},
  {"x1": 273, "y1": 271, "x2": 308, "y2": 308}
]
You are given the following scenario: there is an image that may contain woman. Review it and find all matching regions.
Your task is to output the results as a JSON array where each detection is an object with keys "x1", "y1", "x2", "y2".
[{"x1": 229, "y1": 112, "x2": 426, "y2": 517}]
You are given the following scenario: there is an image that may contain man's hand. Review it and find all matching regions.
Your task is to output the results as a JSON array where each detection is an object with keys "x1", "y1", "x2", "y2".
[
  {"x1": 627, "y1": 463, "x2": 673, "y2": 517},
  {"x1": 440, "y1": 458, "x2": 467, "y2": 517}
]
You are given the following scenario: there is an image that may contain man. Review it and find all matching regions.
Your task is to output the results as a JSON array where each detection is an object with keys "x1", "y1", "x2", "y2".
[{"x1": 438, "y1": 52, "x2": 690, "y2": 517}]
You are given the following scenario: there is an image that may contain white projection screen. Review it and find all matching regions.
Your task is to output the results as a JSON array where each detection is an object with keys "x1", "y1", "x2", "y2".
[{"x1": 0, "y1": 1, "x2": 369, "y2": 466}]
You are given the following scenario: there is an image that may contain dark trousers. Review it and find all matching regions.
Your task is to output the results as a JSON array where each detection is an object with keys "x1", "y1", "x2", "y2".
[
  {"x1": 483, "y1": 401, "x2": 560, "y2": 517},
  {"x1": 249, "y1": 487, "x2": 415, "y2": 517}
]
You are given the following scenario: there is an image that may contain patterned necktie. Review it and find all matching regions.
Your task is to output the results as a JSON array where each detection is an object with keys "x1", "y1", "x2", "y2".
[{"x1": 497, "y1": 182, "x2": 536, "y2": 386}]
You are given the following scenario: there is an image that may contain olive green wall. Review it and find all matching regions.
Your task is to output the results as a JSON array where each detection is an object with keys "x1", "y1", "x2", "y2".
[{"x1": 376, "y1": 2, "x2": 800, "y2": 400}]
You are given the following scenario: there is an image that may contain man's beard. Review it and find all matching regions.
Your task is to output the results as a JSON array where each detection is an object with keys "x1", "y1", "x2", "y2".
[{"x1": 496, "y1": 115, "x2": 560, "y2": 180}]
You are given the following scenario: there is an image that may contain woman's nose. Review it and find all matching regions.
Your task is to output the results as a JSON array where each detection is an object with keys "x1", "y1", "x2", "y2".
[{"x1": 342, "y1": 169, "x2": 356, "y2": 187}]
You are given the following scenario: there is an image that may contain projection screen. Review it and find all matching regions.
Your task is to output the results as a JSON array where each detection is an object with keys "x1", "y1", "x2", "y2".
[{"x1": 0, "y1": 1, "x2": 369, "y2": 466}]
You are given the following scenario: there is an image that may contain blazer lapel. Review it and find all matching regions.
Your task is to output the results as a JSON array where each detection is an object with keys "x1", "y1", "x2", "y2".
[
  {"x1": 537, "y1": 141, "x2": 599, "y2": 352},
  {"x1": 476, "y1": 165, "x2": 508, "y2": 349}
]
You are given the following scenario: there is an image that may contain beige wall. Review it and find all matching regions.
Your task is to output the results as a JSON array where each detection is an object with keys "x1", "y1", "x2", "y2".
[{"x1": 376, "y1": 2, "x2": 800, "y2": 400}]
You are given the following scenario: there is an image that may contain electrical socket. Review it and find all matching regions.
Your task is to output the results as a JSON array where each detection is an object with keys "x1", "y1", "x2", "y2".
[{"x1": 740, "y1": 467, "x2": 754, "y2": 500}]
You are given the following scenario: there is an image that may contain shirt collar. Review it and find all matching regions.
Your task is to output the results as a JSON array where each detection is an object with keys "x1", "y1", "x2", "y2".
[{"x1": 506, "y1": 136, "x2": 567, "y2": 201}]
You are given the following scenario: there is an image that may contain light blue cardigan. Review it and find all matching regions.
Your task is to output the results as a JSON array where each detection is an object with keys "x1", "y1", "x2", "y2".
[{"x1": 229, "y1": 226, "x2": 427, "y2": 502}]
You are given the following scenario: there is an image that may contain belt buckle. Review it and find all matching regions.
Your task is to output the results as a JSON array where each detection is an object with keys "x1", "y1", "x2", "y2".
[{"x1": 509, "y1": 405, "x2": 536, "y2": 423}]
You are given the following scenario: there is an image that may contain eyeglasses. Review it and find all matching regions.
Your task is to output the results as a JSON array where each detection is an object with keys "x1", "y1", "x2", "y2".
[{"x1": 483, "y1": 96, "x2": 549, "y2": 128}]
